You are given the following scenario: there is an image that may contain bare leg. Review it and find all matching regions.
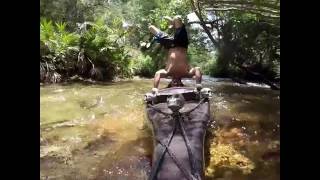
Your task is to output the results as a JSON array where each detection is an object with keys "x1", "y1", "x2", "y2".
[
  {"x1": 154, "y1": 69, "x2": 168, "y2": 89},
  {"x1": 195, "y1": 67, "x2": 202, "y2": 84},
  {"x1": 188, "y1": 67, "x2": 202, "y2": 84},
  {"x1": 148, "y1": 25, "x2": 161, "y2": 36}
]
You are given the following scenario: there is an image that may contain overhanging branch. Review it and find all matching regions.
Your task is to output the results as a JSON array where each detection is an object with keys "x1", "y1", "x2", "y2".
[
  {"x1": 188, "y1": 18, "x2": 222, "y2": 25},
  {"x1": 189, "y1": 0, "x2": 220, "y2": 48},
  {"x1": 204, "y1": 7, "x2": 279, "y2": 18},
  {"x1": 199, "y1": 0, "x2": 280, "y2": 11}
]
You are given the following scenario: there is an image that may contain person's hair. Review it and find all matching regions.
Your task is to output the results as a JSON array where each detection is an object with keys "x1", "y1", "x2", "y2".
[{"x1": 173, "y1": 15, "x2": 183, "y2": 24}]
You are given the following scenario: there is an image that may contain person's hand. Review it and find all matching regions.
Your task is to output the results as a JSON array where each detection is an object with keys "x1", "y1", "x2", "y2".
[{"x1": 152, "y1": 88, "x2": 159, "y2": 95}]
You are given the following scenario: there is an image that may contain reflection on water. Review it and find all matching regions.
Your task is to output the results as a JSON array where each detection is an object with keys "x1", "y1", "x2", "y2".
[{"x1": 40, "y1": 77, "x2": 279, "y2": 180}]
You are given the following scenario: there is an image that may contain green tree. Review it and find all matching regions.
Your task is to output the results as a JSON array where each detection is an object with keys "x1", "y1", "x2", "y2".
[{"x1": 189, "y1": 0, "x2": 280, "y2": 88}]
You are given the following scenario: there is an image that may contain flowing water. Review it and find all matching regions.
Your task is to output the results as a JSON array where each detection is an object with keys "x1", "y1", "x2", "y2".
[{"x1": 40, "y1": 76, "x2": 280, "y2": 180}]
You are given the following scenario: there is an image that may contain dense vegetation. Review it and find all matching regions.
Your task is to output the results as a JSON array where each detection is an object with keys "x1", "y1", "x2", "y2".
[{"x1": 40, "y1": 0, "x2": 280, "y2": 88}]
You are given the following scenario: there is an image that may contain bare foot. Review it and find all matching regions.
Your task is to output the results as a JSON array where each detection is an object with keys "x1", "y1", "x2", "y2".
[{"x1": 152, "y1": 88, "x2": 159, "y2": 95}]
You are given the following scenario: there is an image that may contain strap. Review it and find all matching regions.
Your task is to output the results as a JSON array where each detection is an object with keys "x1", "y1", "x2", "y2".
[
  {"x1": 147, "y1": 98, "x2": 206, "y2": 115},
  {"x1": 177, "y1": 114, "x2": 201, "y2": 179},
  {"x1": 147, "y1": 100, "x2": 207, "y2": 180},
  {"x1": 182, "y1": 99, "x2": 206, "y2": 115},
  {"x1": 151, "y1": 92, "x2": 199, "y2": 105},
  {"x1": 148, "y1": 116, "x2": 176, "y2": 180},
  {"x1": 147, "y1": 104, "x2": 172, "y2": 116},
  {"x1": 156, "y1": 137, "x2": 196, "y2": 180}
]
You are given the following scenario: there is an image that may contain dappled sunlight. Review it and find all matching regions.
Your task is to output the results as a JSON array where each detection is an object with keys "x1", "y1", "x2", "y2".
[{"x1": 206, "y1": 143, "x2": 255, "y2": 178}]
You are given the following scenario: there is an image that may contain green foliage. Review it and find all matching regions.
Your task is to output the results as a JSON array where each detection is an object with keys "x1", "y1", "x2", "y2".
[
  {"x1": 203, "y1": 58, "x2": 219, "y2": 77},
  {"x1": 79, "y1": 18, "x2": 131, "y2": 79},
  {"x1": 40, "y1": 14, "x2": 131, "y2": 82},
  {"x1": 130, "y1": 54, "x2": 156, "y2": 77},
  {"x1": 187, "y1": 45, "x2": 215, "y2": 75},
  {"x1": 145, "y1": 0, "x2": 191, "y2": 29},
  {"x1": 209, "y1": 12, "x2": 280, "y2": 80},
  {"x1": 206, "y1": 59, "x2": 229, "y2": 77},
  {"x1": 40, "y1": 19, "x2": 79, "y2": 58},
  {"x1": 40, "y1": 0, "x2": 280, "y2": 83}
]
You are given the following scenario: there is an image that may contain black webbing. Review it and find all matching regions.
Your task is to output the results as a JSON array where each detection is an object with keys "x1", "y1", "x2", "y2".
[
  {"x1": 147, "y1": 99, "x2": 207, "y2": 180},
  {"x1": 148, "y1": 115, "x2": 176, "y2": 180},
  {"x1": 155, "y1": 137, "x2": 196, "y2": 180},
  {"x1": 176, "y1": 113, "x2": 199, "y2": 178}
]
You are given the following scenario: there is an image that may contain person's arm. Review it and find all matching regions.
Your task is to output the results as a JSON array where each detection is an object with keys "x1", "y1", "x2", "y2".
[{"x1": 148, "y1": 25, "x2": 159, "y2": 35}]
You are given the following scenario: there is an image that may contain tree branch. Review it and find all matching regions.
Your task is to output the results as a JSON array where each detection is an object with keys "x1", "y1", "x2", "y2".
[
  {"x1": 199, "y1": 0, "x2": 280, "y2": 11},
  {"x1": 188, "y1": 19, "x2": 222, "y2": 25},
  {"x1": 205, "y1": 5, "x2": 279, "y2": 16},
  {"x1": 205, "y1": 7, "x2": 280, "y2": 18},
  {"x1": 189, "y1": 0, "x2": 220, "y2": 48}
]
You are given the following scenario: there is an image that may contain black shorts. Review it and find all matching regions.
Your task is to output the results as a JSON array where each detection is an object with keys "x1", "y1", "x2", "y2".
[{"x1": 154, "y1": 31, "x2": 174, "y2": 49}]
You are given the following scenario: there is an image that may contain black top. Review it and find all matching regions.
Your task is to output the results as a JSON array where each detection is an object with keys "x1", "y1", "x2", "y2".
[
  {"x1": 156, "y1": 25, "x2": 189, "y2": 49},
  {"x1": 173, "y1": 25, "x2": 189, "y2": 48}
]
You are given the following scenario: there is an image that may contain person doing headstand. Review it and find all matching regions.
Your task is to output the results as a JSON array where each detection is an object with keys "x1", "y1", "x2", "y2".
[{"x1": 148, "y1": 15, "x2": 202, "y2": 93}]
